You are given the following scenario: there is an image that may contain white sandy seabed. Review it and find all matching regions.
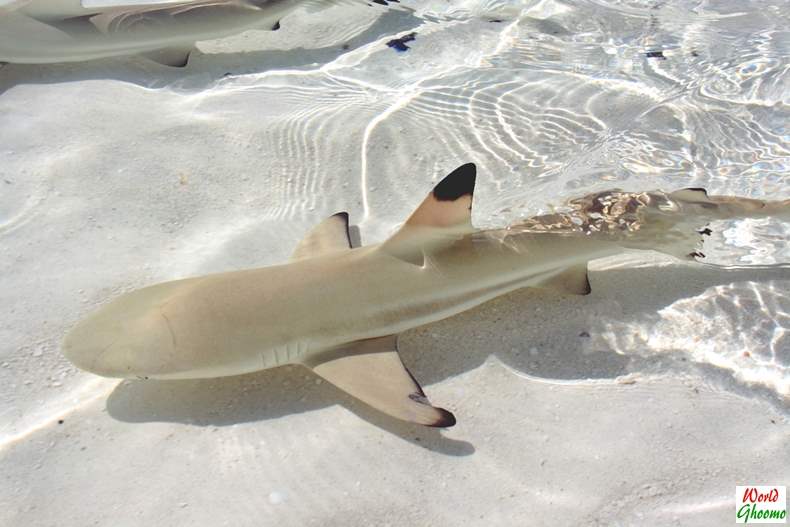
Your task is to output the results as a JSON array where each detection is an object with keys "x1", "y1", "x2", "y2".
[{"x1": 0, "y1": 0, "x2": 788, "y2": 525}]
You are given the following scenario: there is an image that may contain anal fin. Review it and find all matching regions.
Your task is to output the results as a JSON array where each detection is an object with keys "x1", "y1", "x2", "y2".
[
  {"x1": 539, "y1": 264, "x2": 591, "y2": 295},
  {"x1": 302, "y1": 336, "x2": 455, "y2": 427}
]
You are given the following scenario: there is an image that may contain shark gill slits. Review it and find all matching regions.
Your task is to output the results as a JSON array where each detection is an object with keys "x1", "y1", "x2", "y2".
[{"x1": 433, "y1": 163, "x2": 476, "y2": 202}]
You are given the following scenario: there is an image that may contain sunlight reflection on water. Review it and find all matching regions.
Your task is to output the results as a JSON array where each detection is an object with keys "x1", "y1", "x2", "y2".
[{"x1": 600, "y1": 278, "x2": 790, "y2": 396}]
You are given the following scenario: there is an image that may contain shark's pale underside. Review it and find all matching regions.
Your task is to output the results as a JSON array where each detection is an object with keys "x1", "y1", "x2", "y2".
[{"x1": 63, "y1": 163, "x2": 789, "y2": 426}]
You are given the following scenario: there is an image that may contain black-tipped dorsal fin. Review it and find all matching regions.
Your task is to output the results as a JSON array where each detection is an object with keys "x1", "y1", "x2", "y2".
[
  {"x1": 302, "y1": 336, "x2": 455, "y2": 427},
  {"x1": 403, "y1": 162, "x2": 476, "y2": 229},
  {"x1": 291, "y1": 212, "x2": 352, "y2": 261},
  {"x1": 380, "y1": 163, "x2": 476, "y2": 265}
]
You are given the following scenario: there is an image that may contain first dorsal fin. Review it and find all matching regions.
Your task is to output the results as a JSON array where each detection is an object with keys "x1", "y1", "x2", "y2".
[
  {"x1": 402, "y1": 162, "x2": 476, "y2": 229},
  {"x1": 380, "y1": 163, "x2": 477, "y2": 265},
  {"x1": 291, "y1": 212, "x2": 352, "y2": 261},
  {"x1": 302, "y1": 335, "x2": 455, "y2": 427}
]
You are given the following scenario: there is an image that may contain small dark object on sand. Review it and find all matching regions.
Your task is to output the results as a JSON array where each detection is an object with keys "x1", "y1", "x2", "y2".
[{"x1": 387, "y1": 32, "x2": 417, "y2": 52}]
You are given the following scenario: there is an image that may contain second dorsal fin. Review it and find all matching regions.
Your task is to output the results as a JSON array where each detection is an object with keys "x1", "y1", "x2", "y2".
[
  {"x1": 380, "y1": 163, "x2": 477, "y2": 265},
  {"x1": 291, "y1": 212, "x2": 352, "y2": 261}
]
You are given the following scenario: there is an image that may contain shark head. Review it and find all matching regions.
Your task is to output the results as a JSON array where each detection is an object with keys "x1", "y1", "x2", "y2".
[{"x1": 63, "y1": 281, "x2": 187, "y2": 379}]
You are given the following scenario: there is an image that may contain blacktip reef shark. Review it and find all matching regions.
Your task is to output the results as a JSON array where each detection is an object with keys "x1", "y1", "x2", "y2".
[
  {"x1": 63, "y1": 163, "x2": 790, "y2": 427},
  {"x1": 0, "y1": 0, "x2": 391, "y2": 65}
]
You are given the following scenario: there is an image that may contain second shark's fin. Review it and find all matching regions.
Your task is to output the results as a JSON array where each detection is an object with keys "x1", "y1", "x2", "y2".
[
  {"x1": 302, "y1": 335, "x2": 456, "y2": 427},
  {"x1": 539, "y1": 264, "x2": 591, "y2": 295},
  {"x1": 142, "y1": 47, "x2": 192, "y2": 67},
  {"x1": 291, "y1": 212, "x2": 352, "y2": 260},
  {"x1": 381, "y1": 163, "x2": 476, "y2": 265}
]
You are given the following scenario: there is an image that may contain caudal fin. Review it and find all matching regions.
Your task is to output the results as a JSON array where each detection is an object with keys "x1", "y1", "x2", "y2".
[
  {"x1": 669, "y1": 188, "x2": 790, "y2": 221},
  {"x1": 510, "y1": 188, "x2": 789, "y2": 263},
  {"x1": 634, "y1": 188, "x2": 790, "y2": 261}
]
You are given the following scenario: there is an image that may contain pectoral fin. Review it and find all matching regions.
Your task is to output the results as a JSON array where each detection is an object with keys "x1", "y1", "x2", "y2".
[
  {"x1": 291, "y1": 212, "x2": 352, "y2": 260},
  {"x1": 303, "y1": 336, "x2": 455, "y2": 427}
]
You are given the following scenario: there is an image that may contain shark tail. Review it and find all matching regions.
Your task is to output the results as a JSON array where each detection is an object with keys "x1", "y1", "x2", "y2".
[
  {"x1": 624, "y1": 188, "x2": 790, "y2": 261},
  {"x1": 668, "y1": 188, "x2": 790, "y2": 221},
  {"x1": 515, "y1": 187, "x2": 789, "y2": 263}
]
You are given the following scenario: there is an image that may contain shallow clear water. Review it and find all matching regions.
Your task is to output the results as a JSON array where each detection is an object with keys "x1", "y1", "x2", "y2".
[{"x1": 0, "y1": 0, "x2": 788, "y2": 525}]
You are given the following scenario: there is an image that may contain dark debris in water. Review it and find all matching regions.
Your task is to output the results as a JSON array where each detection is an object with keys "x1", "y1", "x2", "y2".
[
  {"x1": 387, "y1": 32, "x2": 417, "y2": 52},
  {"x1": 370, "y1": 0, "x2": 399, "y2": 5},
  {"x1": 645, "y1": 50, "x2": 666, "y2": 60}
]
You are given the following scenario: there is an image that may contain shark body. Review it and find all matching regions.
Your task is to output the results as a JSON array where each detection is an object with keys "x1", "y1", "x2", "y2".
[
  {"x1": 0, "y1": 0, "x2": 353, "y2": 65},
  {"x1": 63, "y1": 163, "x2": 789, "y2": 426}
]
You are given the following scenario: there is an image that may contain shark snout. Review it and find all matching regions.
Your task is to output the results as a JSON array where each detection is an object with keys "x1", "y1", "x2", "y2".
[
  {"x1": 62, "y1": 317, "x2": 132, "y2": 378},
  {"x1": 62, "y1": 302, "x2": 176, "y2": 379}
]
